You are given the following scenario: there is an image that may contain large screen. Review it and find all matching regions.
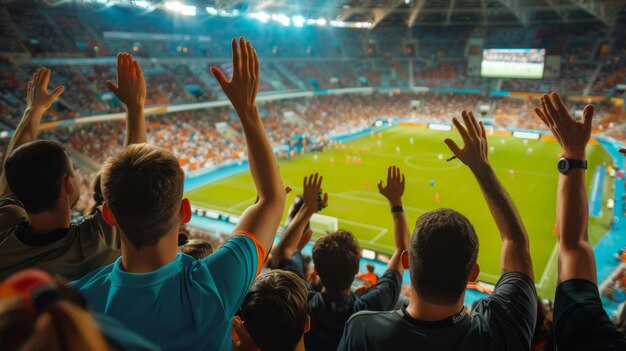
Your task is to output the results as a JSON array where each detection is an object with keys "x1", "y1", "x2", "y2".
[{"x1": 481, "y1": 48, "x2": 546, "y2": 79}]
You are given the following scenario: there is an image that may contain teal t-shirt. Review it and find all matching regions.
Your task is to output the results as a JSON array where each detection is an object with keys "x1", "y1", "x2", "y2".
[{"x1": 72, "y1": 235, "x2": 260, "y2": 351}]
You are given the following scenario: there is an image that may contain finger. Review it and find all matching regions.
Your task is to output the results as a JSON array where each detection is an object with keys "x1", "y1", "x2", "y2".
[
  {"x1": 239, "y1": 37, "x2": 249, "y2": 77},
  {"x1": 387, "y1": 166, "x2": 392, "y2": 183},
  {"x1": 444, "y1": 138, "x2": 462, "y2": 158},
  {"x1": 452, "y1": 117, "x2": 471, "y2": 146},
  {"x1": 321, "y1": 192, "x2": 328, "y2": 207},
  {"x1": 469, "y1": 112, "x2": 481, "y2": 138},
  {"x1": 247, "y1": 41, "x2": 254, "y2": 79},
  {"x1": 35, "y1": 67, "x2": 44, "y2": 86},
  {"x1": 317, "y1": 175, "x2": 323, "y2": 189},
  {"x1": 582, "y1": 104, "x2": 594, "y2": 135},
  {"x1": 534, "y1": 107, "x2": 551, "y2": 127},
  {"x1": 303, "y1": 174, "x2": 309, "y2": 188},
  {"x1": 40, "y1": 68, "x2": 51, "y2": 90},
  {"x1": 377, "y1": 180, "x2": 384, "y2": 193},
  {"x1": 231, "y1": 38, "x2": 240, "y2": 79},
  {"x1": 106, "y1": 80, "x2": 118, "y2": 93},
  {"x1": 285, "y1": 186, "x2": 292, "y2": 194},
  {"x1": 254, "y1": 48, "x2": 260, "y2": 83},
  {"x1": 542, "y1": 95, "x2": 560, "y2": 123},
  {"x1": 50, "y1": 85, "x2": 64, "y2": 100},
  {"x1": 210, "y1": 67, "x2": 229, "y2": 89},
  {"x1": 133, "y1": 60, "x2": 144, "y2": 80},
  {"x1": 479, "y1": 121, "x2": 487, "y2": 140},
  {"x1": 401, "y1": 174, "x2": 406, "y2": 188},
  {"x1": 116, "y1": 53, "x2": 124, "y2": 85},
  {"x1": 462, "y1": 111, "x2": 478, "y2": 139},
  {"x1": 551, "y1": 92, "x2": 571, "y2": 122},
  {"x1": 394, "y1": 166, "x2": 400, "y2": 182}
]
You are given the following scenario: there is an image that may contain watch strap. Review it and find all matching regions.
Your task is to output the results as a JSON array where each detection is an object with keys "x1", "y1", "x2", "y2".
[{"x1": 568, "y1": 159, "x2": 587, "y2": 170}]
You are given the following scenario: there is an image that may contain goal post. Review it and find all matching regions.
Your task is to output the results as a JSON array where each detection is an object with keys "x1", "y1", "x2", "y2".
[{"x1": 310, "y1": 213, "x2": 339, "y2": 235}]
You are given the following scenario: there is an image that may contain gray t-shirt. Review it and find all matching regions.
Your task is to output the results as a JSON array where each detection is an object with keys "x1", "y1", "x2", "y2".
[
  {"x1": 0, "y1": 196, "x2": 121, "y2": 280},
  {"x1": 338, "y1": 272, "x2": 537, "y2": 351}
]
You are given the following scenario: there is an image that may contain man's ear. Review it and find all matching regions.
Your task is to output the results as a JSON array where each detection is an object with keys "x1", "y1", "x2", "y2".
[
  {"x1": 303, "y1": 315, "x2": 311, "y2": 334},
  {"x1": 102, "y1": 203, "x2": 118, "y2": 226},
  {"x1": 180, "y1": 198, "x2": 192, "y2": 224},
  {"x1": 401, "y1": 250, "x2": 410, "y2": 269},
  {"x1": 63, "y1": 174, "x2": 75, "y2": 195},
  {"x1": 468, "y1": 263, "x2": 480, "y2": 283}
]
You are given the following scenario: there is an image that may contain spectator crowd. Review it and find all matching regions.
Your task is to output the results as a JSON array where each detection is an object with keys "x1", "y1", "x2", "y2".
[{"x1": 1, "y1": 35, "x2": 626, "y2": 351}]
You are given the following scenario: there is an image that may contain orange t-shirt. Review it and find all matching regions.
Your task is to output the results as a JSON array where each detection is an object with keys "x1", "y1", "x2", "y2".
[{"x1": 357, "y1": 272, "x2": 378, "y2": 286}]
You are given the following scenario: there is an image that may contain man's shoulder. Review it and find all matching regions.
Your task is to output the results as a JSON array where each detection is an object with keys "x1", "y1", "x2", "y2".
[
  {"x1": 71, "y1": 261, "x2": 116, "y2": 290},
  {"x1": 346, "y1": 309, "x2": 403, "y2": 329},
  {"x1": 0, "y1": 196, "x2": 27, "y2": 233}
]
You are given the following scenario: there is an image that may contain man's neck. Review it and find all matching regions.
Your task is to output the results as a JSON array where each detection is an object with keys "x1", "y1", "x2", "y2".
[
  {"x1": 28, "y1": 207, "x2": 71, "y2": 234},
  {"x1": 406, "y1": 290, "x2": 465, "y2": 322},
  {"x1": 121, "y1": 231, "x2": 179, "y2": 273},
  {"x1": 294, "y1": 336, "x2": 306, "y2": 351}
]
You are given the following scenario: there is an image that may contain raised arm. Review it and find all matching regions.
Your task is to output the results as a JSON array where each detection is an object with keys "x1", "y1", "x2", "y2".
[
  {"x1": 377, "y1": 166, "x2": 409, "y2": 275},
  {"x1": 535, "y1": 93, "x2": 596, "y2": 283},
  {"x1": 269, "y1": 173, "x2": 327, "y2": 267},
  {"x1": 106, "y1": 53, "x2": 147, "y2": 146},
  {"x1": 0, "y1": 68, "x2": 64, "y2": 196},
  {"x1": 211, "y1": 38, "x2": 286, "y2": 251},
  {"x1": 445, "y1": 111, "x2": 534, "y2": 280}
]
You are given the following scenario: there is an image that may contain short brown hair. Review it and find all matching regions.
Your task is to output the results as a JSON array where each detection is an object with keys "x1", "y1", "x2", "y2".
[
  {"x1": 101, "y1": 144, "x2": 184, "y2": 249},
  {"x1": 241, "y1": 270, "x2": 308, "y2": 351},
  {"x1": 4, "y1": 140, "x2": 72, "y2": 214},
  {"x1": 180, "y1": 239, "x2": 213, "y2": 260},
  {"x1": 410, "y1": 208, "x2": 479, "y2": 305},
  {"x1": 312, "y1": 230, "x2": 360, "y2": 293}
]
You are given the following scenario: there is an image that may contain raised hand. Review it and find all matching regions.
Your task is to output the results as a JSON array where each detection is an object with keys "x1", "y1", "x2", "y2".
[
  {"x1": 444, "y1": 111, "x2": 489, "y2": 173},
  {"x1": 232, "y1": 316, "x2": 257, "y2": 351},
  {"x1": 534, "y1": 92, "x2": 593, "y2": 159},
  {"x1": 211, "y1": 37, "x2": 259, "y2": 115},
  {"x1": 106, "y1": 53, "x2": 146, "y2": 110},
  {"x1": 302, "y1": 173, "x2": 328, "y2": 214},
  {"x1": 377, "y1": 166, "x2": 405, "y2": 207},
  {"x1": 27, "y1": 67, "x2": 64, "y2": 111}
]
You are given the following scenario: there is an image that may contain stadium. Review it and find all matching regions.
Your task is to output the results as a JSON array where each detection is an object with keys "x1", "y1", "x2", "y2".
[{"x1": 0, "y1": 0, "x2": 626, "y2": 350}]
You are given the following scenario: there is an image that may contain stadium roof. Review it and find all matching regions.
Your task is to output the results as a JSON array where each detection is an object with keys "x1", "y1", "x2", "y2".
[
  {"x1": 13, "y1": 0, "x2": 626, "y2": 27},
  {"x1": 216, "y1": 0, "x2": 626, "y2": 27}
]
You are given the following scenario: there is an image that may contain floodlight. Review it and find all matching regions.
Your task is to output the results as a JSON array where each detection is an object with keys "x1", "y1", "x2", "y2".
[{"x1": 292, "y1": 16, "x2": 305, "y2": 27}]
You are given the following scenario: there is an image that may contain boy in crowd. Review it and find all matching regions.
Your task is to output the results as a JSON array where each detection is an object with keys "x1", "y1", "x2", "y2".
[
  {"x1": 536, "y1": 92, "x2": 626, "y2": 349},
  {"x1": 72, "y1": 38, "x2": 286, "y2": 350},
  {"x1": 271, "y1": 167, "x2": 409, "y2": 350},
  {"x1": 338, "y1": 111, "x2": 537, "y2": 350},
  {"x1": 233, "y1": 270, "x2": 310, "y2": 351},
  {"x1": 0, "y1": 52, "x2": 145, "y2": 280}
]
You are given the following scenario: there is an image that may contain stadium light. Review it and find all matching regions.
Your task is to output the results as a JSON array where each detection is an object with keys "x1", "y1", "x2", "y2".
[
  {"x1": 164, "y1": 1, "x2": 196, "y2": 16},
  {"x1": 206, "y1": 6, "x2": 218, "y2": 15},
  {"x1": 248, "y1": 11, "x2": 270, "y2": 23},
  {"x1": 292, "y1": 16, "x2": 305, "y2": 27},
  {"x1": 132, "y1": 0, "x2": 151, "y2": 8}
]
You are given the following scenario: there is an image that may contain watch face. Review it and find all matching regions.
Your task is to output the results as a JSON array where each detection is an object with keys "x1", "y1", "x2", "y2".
[{"x1": 558, "y1": 159, "x2": 569, "y2": 173}]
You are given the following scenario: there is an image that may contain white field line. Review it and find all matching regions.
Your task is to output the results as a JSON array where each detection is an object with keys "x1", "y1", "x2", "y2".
[
  {"x1": 536, "y1": 244, "x2": 558, "y2": 289},
  {"x1": 228, "y1": 197, "x2": 257, "y2": 211}
]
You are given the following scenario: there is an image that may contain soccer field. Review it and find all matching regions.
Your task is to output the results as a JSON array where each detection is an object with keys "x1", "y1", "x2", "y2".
[{"x1": 186, "y1": 125, "x2": 613, "y2": 297}]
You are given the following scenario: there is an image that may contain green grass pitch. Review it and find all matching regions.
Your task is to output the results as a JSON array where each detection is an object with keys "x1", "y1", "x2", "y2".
[{"x1": 186, "y1": 125, "x2": 613, "y2": 297}]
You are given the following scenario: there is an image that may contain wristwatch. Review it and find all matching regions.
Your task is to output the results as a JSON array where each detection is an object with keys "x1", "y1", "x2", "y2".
[{"x1": 557, "y1": 158, "x2": 587, "y2": 174}]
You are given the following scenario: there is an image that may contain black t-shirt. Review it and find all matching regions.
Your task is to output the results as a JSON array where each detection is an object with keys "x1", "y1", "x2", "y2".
[
  {"x1": 337, "y1": 272, "x2": 537, "y2": 351},
  {"x1": 553, "y1": 279, "x2": 626, "y2": 351},
  {"x1": 278, "y1": 252, "x2": 402, "y2": 351}
]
